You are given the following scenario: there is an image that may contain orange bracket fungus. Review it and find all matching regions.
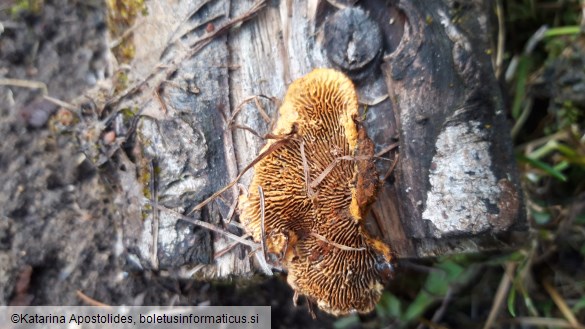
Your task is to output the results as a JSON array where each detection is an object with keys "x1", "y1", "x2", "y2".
[{"x1": 239, "y1": 68, "x2": 393, "y2": 316}]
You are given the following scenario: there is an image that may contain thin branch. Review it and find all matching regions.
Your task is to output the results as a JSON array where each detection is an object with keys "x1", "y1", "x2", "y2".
[
  {"x1": 483, "y1": 262, "x2": 517, "y2": 329},
  {"x1": 375, "y1": 142, "x2": 399, "y2": 158},
  {"x1": 178, "y1": 12, "x2": 226, "y2": 44},
  {"x1": 543, "y1": 280, "x2": 581, "y2": 328},
  {"x1": 43, "y1": 95, "x2": 78, "y2": 111},
  {"x1": 359, "y1": 94, "x2": 389, "y2": 106},
  {"x1": 429, "y1": 287, "x2": 454, "y2": 327},
  {"x1": 0, "y1": 78, "x2": 48, "y2": 95},
  {"x1": 382, "y1": 152, "x2": 400, "y2": 181},
  {"x1": 188, "y1": 135, "x2": 292, "y2": 214},
  {"x1": 228, "y1": 96, "x2": 257, "y2": 125},
  {"x1": 230, "y1": 124, "x2": 265, "y2": 138},
  {"x1": 109, "y1": 20, "x2": 144, "y2": 49},
  {"x1": 224, "y1": 191, "x2": 239, "y2": 224},
  {"x1": 172, "y1": 0, "x2": 213, "y2": 42},
  {"x1": 309, "y1": 155, "x2": 371, "y2": 189},
  {"x1": 309, "y1": 232, "x2": 366, "y2": 251},
  {"x1": 214, "y1": 237, "x2": 250, "y2": 259},
  {"x1": 182, "y1": 264, "x2": 206, "y2": 278},
  {"x1": 228, "y1": 94, "x2": 275, "y2": 127},
  {"x1": 154, "y1": 204, "x2": 260, "y2": 249},
  {"x1": 76, "y1": 290, "x2": 111, "y2": 307},
  {"x1": 154, "y1": 88, "x2": 169, "y2": 115},
  {"x1": 494, "y1": 0, "x2": 505, "y2": 78},
  {"x1": 253, "y1": 95, "x2": 272, "y2": 123}
]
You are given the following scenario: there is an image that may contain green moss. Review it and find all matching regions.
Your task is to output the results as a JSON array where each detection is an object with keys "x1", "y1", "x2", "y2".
[
  {"x1": 9, "y1": 0, "x2": 43, "y2": 17},
  {"x1": 114, "y1": 71, "x2": 129, "y2": 93},
  {"x1": 106, "y1": 0, "x2": 147, "y2": 63},
  {"x1": 425, "y1": 14, "x2": 433, "y2": 25}
]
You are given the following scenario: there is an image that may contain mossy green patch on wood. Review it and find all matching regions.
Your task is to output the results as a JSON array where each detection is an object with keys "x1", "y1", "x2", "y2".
[{"x1": 106, "y1": 0, "x2": 147, "y2": 63}]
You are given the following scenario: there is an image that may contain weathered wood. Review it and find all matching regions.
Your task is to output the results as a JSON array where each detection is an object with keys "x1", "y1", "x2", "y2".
[
  {"x1": 379, "y1": 0, "x2": 526, "y2": 258},
  {"x1": 75, "y1": 0, "x2": 526, "y2": 279}
]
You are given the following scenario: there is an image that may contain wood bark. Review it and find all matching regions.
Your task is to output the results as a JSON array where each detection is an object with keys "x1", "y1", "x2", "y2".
[{"x1": 75, "y1": 0, "x2": 526, "y2": 279}]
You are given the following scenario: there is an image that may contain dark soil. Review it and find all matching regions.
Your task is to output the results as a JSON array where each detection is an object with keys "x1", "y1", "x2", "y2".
[{"x1": 0, "y1": 1, "x2": 335, "y2": 327}]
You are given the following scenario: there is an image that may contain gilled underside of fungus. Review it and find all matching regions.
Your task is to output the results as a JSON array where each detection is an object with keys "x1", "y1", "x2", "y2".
[{"x1": 239, "y1": 68, "x2": 393, "y2": 316}]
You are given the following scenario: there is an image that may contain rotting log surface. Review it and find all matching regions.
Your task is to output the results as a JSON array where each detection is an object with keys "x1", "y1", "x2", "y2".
[
  {"x1": 379, "y1": 0, "x2": 526, "y2": 257},
  {"x1": 74, "y1": 0, "x2": 526, "y2": 279}
]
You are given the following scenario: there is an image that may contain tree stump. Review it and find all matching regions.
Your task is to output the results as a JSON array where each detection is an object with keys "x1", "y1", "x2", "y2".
[{"x1": 74, "y1": 0, "x2": 526, "y2": 279}]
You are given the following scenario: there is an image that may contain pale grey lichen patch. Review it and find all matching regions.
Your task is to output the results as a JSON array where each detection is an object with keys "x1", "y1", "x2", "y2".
[{"x1": 422, "y1": 120, "x2": 501, "y2": 237}]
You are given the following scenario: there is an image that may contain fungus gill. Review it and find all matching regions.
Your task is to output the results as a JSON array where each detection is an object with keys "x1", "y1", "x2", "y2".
[{"x1": 239, "y1": 68, "x2": 393, "y2": 316}]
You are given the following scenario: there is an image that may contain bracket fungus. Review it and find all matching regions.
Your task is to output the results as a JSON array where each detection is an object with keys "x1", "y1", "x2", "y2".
[{"x1": 239, "y1": 68, "x2": 393, "y2": 316}]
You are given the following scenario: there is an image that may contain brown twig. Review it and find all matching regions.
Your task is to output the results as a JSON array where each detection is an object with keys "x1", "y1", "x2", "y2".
[
  {"x1": 43, "y1": 95, "x2": 78, "y2": 111},
  {"x1": 375, "y1": 142, "x2": 399, "y2": 158},
  {"x1": 309, "y1": 155, "x2": 371, "y2": 189},
  {"x1": 214, "y1": 236, "x2": 250, "y2": 259},
  {"x1": 153, "y1": 88, "x2": 169, "y2": 115},
  {"x1": 189, "y1": 134, "x2": 293, "y2": 214},
  {"x1": 76, "y1": 290, "x2": 111, "y2": 307},
  {"x1": 229, "y1": 94, "x2": 274, "y2": 125},
  {"x1": 494, "y1": 0, "x2": 505, "y2": 79},
  {"x1": 543, "y1": 280, "x2": 581, "y2": 328},
  {"x1": 182, "y1": 264, "x2": 206, "y2": 278},
  {"x1": 359, "y1": 94, "x2": 389, "y2": 106},
  {"x1": 175, "y1": 0, "x2": 212, "y2": 38},
  {"x1": 253, "y1": 95, "x2": 272, "y2": 123},
  {"x1": 224, "y1": 191, "x2": 240, "y2": 224},
  {"x1": 418, "y1": 287, "x2": 453, "y2": 329},
  {"x1": 483, "y1": 262, "x2": 517, "y2": 329},
  {"x1": 309, "y1": 232, "x2": 366, "y2": 251},
  {"x1": 179, "y1": 12, "x2": 226, "y2": 42},
  {"x1": 155, "y1": 204, "x2": 259, "y2": 249},
  {"x1": 382, "y1": 152, "x2": 400, "y2": 181},
  {"x1": 230, "y1": 124, "x2": 265, "y2": 138}
]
